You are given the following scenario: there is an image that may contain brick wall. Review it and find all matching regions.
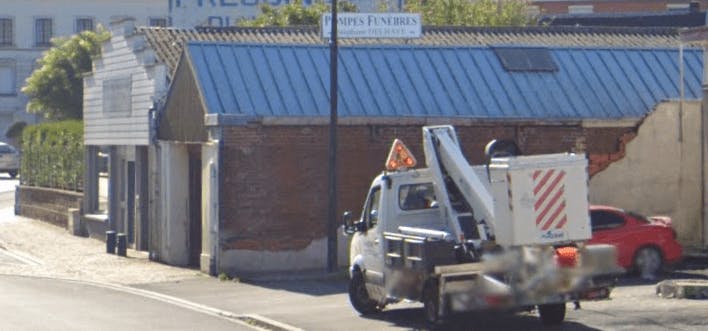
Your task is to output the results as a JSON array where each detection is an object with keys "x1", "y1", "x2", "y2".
[
  {"x1": 219, "y1": 123, "x2": 634, "y2": 252},
  {"x1": 17, "y1": 185, "x2": 83, "y2": 228}
]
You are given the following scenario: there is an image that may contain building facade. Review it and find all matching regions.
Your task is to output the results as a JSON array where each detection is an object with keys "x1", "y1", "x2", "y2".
[
  {"x1": 531, "y1": 0, "x2": 708, "y2": 15},
  {"x1": 156, "y1": 42, "x2": 701, "y2": 277},
  {"x1": 83, "y1": 24, "x2": 704, "y2": 277},
  {"x1": 0, "y1": 0, "x2": 167, "y2": 143}
]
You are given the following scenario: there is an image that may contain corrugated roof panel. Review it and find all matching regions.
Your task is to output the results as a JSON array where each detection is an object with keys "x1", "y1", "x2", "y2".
[
  {"x1": 186, "y1": 43, "x2": 703, "y2": 121},
  {"x1": 440, "y1": 50, "x2": 483, "y2": 115},
  {"x1": 684, "y1": 52, "x2": 703, "y2": 98}
]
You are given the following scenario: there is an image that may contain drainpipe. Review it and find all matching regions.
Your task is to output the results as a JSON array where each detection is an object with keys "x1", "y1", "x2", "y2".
[{"x1": 679, "y1": 45, "x2": 685, "y2": 143}]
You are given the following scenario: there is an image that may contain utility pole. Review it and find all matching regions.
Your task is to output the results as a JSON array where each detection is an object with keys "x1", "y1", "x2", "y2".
[{"x1": 327, "y1": 0, "x2": 339, "y2": 273}]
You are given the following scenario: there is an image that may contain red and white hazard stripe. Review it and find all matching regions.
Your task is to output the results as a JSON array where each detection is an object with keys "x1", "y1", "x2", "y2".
[{"x1": 532, "y1": 169, "x2": 568, "y2": 231}]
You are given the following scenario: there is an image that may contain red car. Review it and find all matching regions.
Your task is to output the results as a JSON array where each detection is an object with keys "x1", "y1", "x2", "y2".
[{"x1": 587, "y1": 205, "x2": 683, "y2": 279}]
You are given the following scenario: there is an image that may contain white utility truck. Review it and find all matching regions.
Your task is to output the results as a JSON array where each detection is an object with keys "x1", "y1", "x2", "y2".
[{"x1": 343, "y1": 125, "x2": 622, "y2": 325}]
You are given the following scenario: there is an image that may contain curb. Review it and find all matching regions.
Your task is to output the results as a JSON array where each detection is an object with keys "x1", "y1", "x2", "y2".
[
  {"x1": 656, "y1": 279, "x2": 708, "y2": 299},
  {"x1": 0, "y1": 273, "x2": 303, "y2": 331}
]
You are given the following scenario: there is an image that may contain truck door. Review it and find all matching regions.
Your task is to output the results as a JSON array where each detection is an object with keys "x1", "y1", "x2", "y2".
[{"x1": 361, "y1": 185, "x2": 385, "y2": 290}]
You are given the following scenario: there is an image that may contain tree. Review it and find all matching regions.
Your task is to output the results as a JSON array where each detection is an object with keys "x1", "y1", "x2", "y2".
[
  {"x1": 22, "y1": 28, "x2": 110, "y2": 120},
  {"x1": 239, "y1": 0, "x2": 358, "y2": 27},
  {"x1": 401, "y1": 0, "x2": 531, "y2": 26}
]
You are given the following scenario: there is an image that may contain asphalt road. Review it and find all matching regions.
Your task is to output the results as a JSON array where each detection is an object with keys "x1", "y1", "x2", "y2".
[
  {"x1": 0, "y1": 275, "x2": 254, "y2": 331},
  {"x1": 138, "y1": 273, "x2": 708, "y2": 331}
]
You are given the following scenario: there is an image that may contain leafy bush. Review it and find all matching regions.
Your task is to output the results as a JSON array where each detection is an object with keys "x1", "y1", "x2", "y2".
[{"x1": 20, "y1": 121, "x2": 83, "y2": 191}]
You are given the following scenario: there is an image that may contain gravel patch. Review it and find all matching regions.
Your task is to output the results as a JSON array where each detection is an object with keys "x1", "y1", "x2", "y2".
[{"x1": 0, "y1": 208, "x2": 204, "y2": 285}]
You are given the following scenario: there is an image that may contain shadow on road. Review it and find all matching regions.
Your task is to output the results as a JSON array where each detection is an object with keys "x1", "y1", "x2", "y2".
[
  {"x1": 361, "y1": 307, "x2": 601, "y2": 331},
  {"x1": 613, "y1": 269, "x2": 708, "y2": 288},
  {"x1": 247, "y1": 278, "x2": 347, "y2": 296}
]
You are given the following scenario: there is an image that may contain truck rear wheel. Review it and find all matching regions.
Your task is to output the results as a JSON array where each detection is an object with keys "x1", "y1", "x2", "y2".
[
  {"x1": 538, "y1": 303, "x2": 566, "y2": 325},
  {"x1": 348, "y1": 272, "x2": 380, "y2": 315}
]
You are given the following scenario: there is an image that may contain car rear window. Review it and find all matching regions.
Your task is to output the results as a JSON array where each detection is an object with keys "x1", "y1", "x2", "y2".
[{"x1": 590, "y1": 210, "x2": 625, "y2": 231}]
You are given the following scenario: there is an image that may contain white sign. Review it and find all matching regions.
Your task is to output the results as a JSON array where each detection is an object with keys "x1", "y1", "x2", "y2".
[{"x1": 321, "y1": 13, "x2": 422, "y2": 39}]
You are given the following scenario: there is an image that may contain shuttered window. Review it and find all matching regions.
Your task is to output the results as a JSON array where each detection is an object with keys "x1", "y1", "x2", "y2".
[{"x1": 0, "y1": 18, "x2": 12, "y2": 46}]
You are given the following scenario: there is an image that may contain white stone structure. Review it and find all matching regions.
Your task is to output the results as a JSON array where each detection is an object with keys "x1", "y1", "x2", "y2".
[{"x1": 0, "y1": 0, "x2": 168, "y2": 141}]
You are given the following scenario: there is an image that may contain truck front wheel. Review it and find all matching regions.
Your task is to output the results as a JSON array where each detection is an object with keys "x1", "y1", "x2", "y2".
[
  {"x1": 538, "y1": 303, "x2": 566, "y2": 325},
  {"x1": 423, "y1": 280, "x2": 443, "y2": 324},
  {"x1": 348, "y1": 272, "x2": 380, "y2": 315}
]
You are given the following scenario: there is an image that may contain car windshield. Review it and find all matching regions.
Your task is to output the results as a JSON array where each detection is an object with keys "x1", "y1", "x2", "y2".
[{"x1": 0, "y1": 145, "x2": 15, "y2": 153}]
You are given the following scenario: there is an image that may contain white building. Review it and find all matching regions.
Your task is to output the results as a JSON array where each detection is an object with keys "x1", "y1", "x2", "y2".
[
  {"x1": 0, "y1": 0, "x2": 168, "y2": 141},
  {"x1": 168, "y1": 0, "x2": 388, "y2": 27}
]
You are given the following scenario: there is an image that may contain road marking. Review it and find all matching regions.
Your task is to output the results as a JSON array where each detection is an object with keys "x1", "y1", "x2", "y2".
[
  {"x1": 0, "y1": 247, "x2": 43, "y2": 266},
  {"x1": 0, "y1": 273, "x2": 303, "y2": 331}
]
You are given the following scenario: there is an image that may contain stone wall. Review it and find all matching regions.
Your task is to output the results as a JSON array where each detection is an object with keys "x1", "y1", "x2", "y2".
[{"x1": 17, "y1": 185, "x2": 83, "y2": 228}]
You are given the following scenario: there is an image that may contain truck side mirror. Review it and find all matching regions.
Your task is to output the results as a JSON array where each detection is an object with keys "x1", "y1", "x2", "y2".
[{"x1": 343, "y1": 211, "x2": 356, "y2": 235}]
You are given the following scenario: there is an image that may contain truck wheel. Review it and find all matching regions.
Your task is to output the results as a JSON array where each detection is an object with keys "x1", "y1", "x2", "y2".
[
  {"x1": 538, "y1": 303, "x2": 566, "y2": 325},
  {"x1": 348, "y1": 273, "x2": 380, "y2": 315},
  {"x1": 8, "y1": 171, "x2": 17, "y2": 178},
  {"x1": 423, "y1": 280, "x2": 443, "y2": 324}
]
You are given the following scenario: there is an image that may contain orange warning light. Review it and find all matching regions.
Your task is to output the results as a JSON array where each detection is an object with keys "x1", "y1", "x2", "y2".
[{"x1": 385, "y1": 139, "x2": 417, "y2": 171}]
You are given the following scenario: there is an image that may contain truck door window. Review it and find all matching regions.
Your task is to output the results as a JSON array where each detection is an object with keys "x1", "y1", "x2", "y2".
[
  {"x1": 399, "y1": 183, "x2": 437, "y2": 211},
  {"x1": 364, "y1": 186, "x2": 381, "y2": 228}
]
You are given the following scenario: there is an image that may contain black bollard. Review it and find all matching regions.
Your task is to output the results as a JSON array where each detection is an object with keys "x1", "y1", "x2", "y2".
[
  {"x1": 106, "y1": 231, "x2": 116, "y2": 254},
  {"x1": 117, "y1": 233, "x2": 127, "y2": 257}
]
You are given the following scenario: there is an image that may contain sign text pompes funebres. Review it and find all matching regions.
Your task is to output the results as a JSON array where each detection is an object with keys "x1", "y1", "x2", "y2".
[{"x1": 321, "y1": 13, "x2": 422, "y2": 39}]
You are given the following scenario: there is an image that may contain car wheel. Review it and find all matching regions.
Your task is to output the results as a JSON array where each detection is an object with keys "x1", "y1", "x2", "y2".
[
  {"x1": 538, "y1": 303, "x2": 566, "y2": 325},
  {"x1": 348, "y1": 272, "x2": 380, "y2": 315},
  {"x1": 8, "y1": 171, "x2": 17, "y2": 178},
  {"x1": 634, "y1": 247, "x2": 663, "y2": 280}
]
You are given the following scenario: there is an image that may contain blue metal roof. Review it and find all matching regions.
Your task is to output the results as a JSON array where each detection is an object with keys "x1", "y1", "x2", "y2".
[{"x1": 186, "y1": 42, "x2": 702, "y2": 120}]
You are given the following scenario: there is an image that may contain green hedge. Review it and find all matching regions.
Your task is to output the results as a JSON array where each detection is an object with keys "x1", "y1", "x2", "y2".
[{"x1": 20, "y1": 121, "x2": 83, "y2": 191}]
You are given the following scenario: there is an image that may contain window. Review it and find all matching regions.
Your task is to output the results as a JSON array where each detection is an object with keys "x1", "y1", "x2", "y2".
[
  {"x1": 399, "y1": 183, "x2": 437, "y2": 211},
  {"x1": 0, "y1": 59, "x2": 16, "y2": 95},
  {"x1": 493, "y1": 47, "x2": 558, "y2": 72},
  {"x1": 76, "y1": 18, "x2": 94, "y2": 33},
  {"x1": 527, "y1": 5, "x2": 541, "y2": 18},
  {"x1": 364, "y1": 186, "x2": 381, "y2": 228},
  {"x1": 590, "y1": 210, "x2": 625, "y2": 232},
  {"x1": 0, "y1": 18, "x2": 13, "y2": 46},
  {"x1": 35, "y1": 18, "x2": 53, "y2": 47},
  {"x1": 149, "y1": 17, "x2": 167, "y2": 27},
  {"x1": 568, "y1": 5, "x2": 593, "y2": 14},
  {"x1": 667, "y1": 3, "x2": 690, "y2": 11}
]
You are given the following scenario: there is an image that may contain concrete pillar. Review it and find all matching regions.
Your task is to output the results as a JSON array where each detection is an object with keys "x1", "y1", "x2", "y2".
[
  {"x1": 83, "y1": 146, "x2": 99, "y2": 214},
  {"x1": 135, "y1": 146, "x2": 149, "y2": 251},
  {"x1": 201, "y1": 139, "x2": 220, "y2": 275},
  {"x1": 108, "y1": 146, "x2": 120, "y2": 231}
]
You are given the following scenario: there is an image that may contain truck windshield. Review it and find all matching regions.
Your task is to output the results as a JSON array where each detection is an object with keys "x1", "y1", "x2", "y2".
[{"x1": 399, "y1": 183, "x2": 437, "y2": 211}]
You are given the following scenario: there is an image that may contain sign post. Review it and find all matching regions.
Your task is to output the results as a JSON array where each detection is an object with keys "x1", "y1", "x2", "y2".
[
  {"x1": 326, "y1": 1, "x2": 339, "y2": 274},
  {"x1": 324, "y1": 12, "x2": 422, "y2": 273}
]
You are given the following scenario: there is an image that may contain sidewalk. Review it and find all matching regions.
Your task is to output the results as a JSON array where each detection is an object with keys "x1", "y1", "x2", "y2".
[
  {"x1": 0, "y1": 207, "x2": 353, "y2": 330},
  {"x1": 0, "y1": 207, "x2": 202, "y2": 285}
]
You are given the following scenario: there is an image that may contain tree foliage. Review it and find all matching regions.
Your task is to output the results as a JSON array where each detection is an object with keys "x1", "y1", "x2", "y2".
[
  {"x1": 403, "y1": 0, "x2": 530, "y2": 26},
  {"x1": 242, "y1": 0, "x2": 530, "y2": 27},
  {"x1": 22, "y1": 28, "x2": 110, "y2": 120},
  {"x1": 239, "y1": 0, "x2": 358, "y2": 27}
]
